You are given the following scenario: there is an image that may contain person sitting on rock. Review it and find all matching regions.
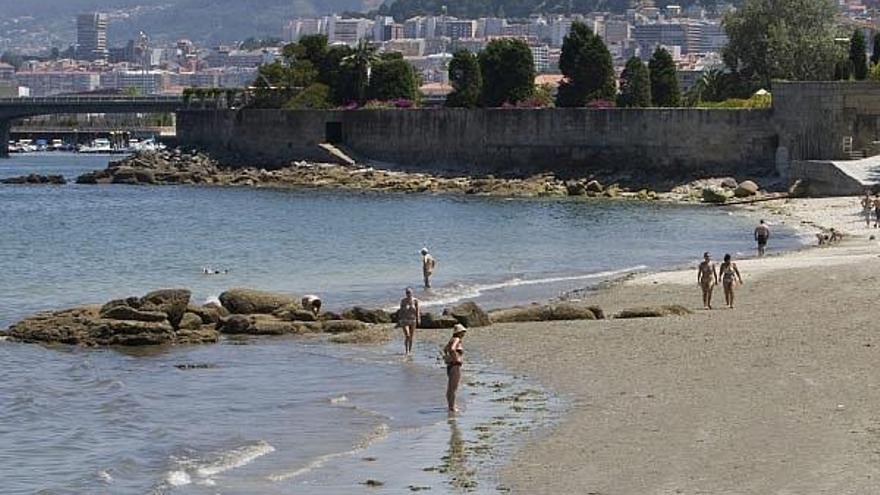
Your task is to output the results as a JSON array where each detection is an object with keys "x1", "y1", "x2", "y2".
[{"x1": 301, "y1": 295, "x2": 322, "y2": 316}]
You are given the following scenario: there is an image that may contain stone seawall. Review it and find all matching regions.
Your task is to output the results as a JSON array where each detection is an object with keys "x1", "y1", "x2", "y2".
[{"x1": 178, "y1": 107, "x2": 778, "y2": 181}]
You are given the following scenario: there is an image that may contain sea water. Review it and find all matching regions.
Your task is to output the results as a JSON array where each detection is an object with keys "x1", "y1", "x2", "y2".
[{"x1": 0, "y1": 154, "x2": 803, "y2": 494}]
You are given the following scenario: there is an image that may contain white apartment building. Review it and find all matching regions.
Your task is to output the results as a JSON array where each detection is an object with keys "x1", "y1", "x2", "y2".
[{"x1": 329, "y1": 16, "x2": 372, "y2": 45}]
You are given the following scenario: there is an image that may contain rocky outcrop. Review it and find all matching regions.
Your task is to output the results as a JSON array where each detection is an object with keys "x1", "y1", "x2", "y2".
[
  {"x1": 702, "y1": 186, "x2": 732, "y2": 204},
  {"x1": 219, "y1": 288, "x2": 299, "y2": 314},
  {"x1": 489, "y1": 304, "x2": 603, "y2": 323},
  {"x1": 419, "y1": 312, "x2": 460, "y2": 329},
  {"x1": 273, "y1": 304, "x2": 318, "y2": 322},
  {"x1": 615, "y1": 305, "x2": 693, "y2": 319},
  {"x1": 139, "y1": 289, "x2": 192, "y2": 329},
  {"x1": 1, "y1": 174, "x2": 66, "y2": 185},
  {"x1": 4, "y1": 296, "x2": 219, "y2": 347},
  {"x1": 445, "y1": 302, "x2": 491, "y2": 328},
  {"x1": 322, "y1": 320, "x2": 368, "y2": 334},
  {"x1": 186, "y1": 303, "x2": 229, "y2": 325},
  {"x1": 734, "y1": 180, "x2": 759, "y2": 198},
  {"x1": 342, "y1": 307, "x2": 392, "y2": 324}
]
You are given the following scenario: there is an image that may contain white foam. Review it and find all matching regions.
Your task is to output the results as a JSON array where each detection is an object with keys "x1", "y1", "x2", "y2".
[
  {"x1": 269, "y1": 423, "x2": 389, "y2": 482},
  {"x1": 165, "y1": 470, "x2": 191, "y2": 487},
  {"x1": 194, "y1": 440, "x2": 276, "y2": 477},
  {"x1": 410, "y1": 265, "x2": 648, "y2": 309},
  {"x1": 97, "y1": 470, "x2": 113, "y2": 483},
  {"x1": 329, "y1": 395, "x2": 348, "y2": 404},
  {"x1": 203, "y1": 294, "x2": 221, "y2": 306}
]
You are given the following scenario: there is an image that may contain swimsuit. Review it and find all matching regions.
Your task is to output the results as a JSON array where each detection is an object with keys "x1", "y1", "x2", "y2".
[{"x1": 721, "y1": 264, "x2": 736, "y2": 285}]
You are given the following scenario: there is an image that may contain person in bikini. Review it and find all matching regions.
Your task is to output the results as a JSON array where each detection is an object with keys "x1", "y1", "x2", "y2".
[
  {"x1": 398, "y1": 287, "x2": 420, "y2": 355},
  {"x1": 443, "y1": 324, "x2": 466, "y2": 413},
  {"x1": 719, "y1": 253, "x2": 743, "y2": 309},
  {"x1": 862, "y1": 193, "x2": 873, "y2": 227},
  {"x1": 697, "y1": 252, "x2": 718, "y2": 310}
]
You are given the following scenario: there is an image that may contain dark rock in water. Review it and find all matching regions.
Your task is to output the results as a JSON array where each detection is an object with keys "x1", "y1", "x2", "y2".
[
  {"x1": 217, "y1": 314, "x2": 252, "y2": 334},
  {"x1": 565, "y1": 181, "x2": 586, "y2": 196},
  {"x1": 139, "y1": 289, "x2": 191, "y2": 329},
  {"x1": 219, "y1": 288, "x2": 299, "y2": 314},
  {"x1": 585, "y1": 179, "x2": 603, "y2": 193},
  {"x1": 0, "y1": 173, "x2": 66, "y2": 185},
  {"x1": 445, "y1": 302, "x2": 491, "y2": 327},
  {"x1": 420, "y1": 312, "x2": 461, "y2": 329},
  {"x1": 90, "y1": 319, "x2": 175, "y2": 346},
  {"x1": 178, "y1": 312, "x2": 204, "y2": 330},
  {"x1": 319, "y1": 311, "x2": 343, "y2": 321},
  {"x1": 322, "y1": 320, "x2": 367, "y2": 334},
  {"x1": 615, "y1": 305, "x2": 692, "y2": 319},
  {"x1": 342, "y1": 307, "x2": 392, "y2": 324},
  {"x1": 273, "y1": 303, "x2": 316, "y2": 322},
  {"x1": 176, "y1": 325, "x2": 221, "y2": 344},
  {"x1": 6, "y1": 305, "x2": 101, "y2": 345},
  {"x1": 99, "y1": 305, "x2": 169, "y2": 323},
  {"x1": 248, "y1": 316, "x2": 301, "y2": 335},
  {"x1": 186, "y1": 303, "x2": 229, "y2": 325}
]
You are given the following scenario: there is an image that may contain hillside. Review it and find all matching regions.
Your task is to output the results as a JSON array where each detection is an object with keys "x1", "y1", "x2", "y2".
[{"x1": 0, "y1": 0, "x2": 373, "y2": 46}]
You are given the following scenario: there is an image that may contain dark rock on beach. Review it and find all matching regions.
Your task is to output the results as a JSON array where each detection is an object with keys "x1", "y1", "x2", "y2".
[
  {"x1": 420, "y1": 312, "x2": 460, "y2": 329},
  {"x1": 342, "y1": 307, "x2": 392, "y2": 324},
  {"x1": 489, "y1": 304, "x2": 603, "y2": 323},
  {"x1": 322, "y1": 320, "x2": 367, "y2": 334},
  {"x1": 445, "y1": 302, "x2": 491, "y2": 328},
  {"x1": 139, "y1": 289, "x2": 192, "y2": 329},
  {"x1": 615, "y1": 305, "x2": 693, "y2": 319}
]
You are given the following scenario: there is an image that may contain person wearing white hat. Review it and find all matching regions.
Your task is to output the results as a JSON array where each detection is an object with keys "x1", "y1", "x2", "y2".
[
  {"x1": 443, "y1": 324, "x2": 467, "y2": 413},
  {"x1": 421, "y1": 248, "x2": 436, "y2": 289}
]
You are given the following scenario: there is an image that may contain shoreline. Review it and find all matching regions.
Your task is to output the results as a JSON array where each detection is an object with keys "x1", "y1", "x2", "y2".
[{"x1": 469, "y1": 195, "x2": 880, "y2": 493}]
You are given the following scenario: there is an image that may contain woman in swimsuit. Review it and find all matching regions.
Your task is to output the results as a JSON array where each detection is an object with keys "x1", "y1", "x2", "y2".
[
  {"x1": 398, "y1": 287, "x2": 420, "y2": 355},
  {"x1": 719, "y1": 253, "x2": 743, "y2": 309},
  {"x1": 444, "y1": 324, "x2": 466, "y2": 413}
]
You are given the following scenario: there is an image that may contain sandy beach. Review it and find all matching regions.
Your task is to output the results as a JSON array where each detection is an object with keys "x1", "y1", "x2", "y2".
[{"x1": 465, "y1": 196, "x2": 880, "y2": 494}]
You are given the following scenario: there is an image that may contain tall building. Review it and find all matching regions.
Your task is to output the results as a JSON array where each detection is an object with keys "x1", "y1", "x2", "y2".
[{"x1": 76, "y1": 13, "x2": 109, "y2": 61}]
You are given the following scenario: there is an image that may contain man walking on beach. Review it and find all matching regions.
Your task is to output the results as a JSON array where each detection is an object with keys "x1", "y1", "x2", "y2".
[
  {"x1": 697, "y1": 252, "x2": 718, "y2": 310},
  {"x1": 754, "y1": 220, "x2": 770, "y2": 257},
  {"x1": 421, "y1": 248, "x2": 436, "y2": 289}
]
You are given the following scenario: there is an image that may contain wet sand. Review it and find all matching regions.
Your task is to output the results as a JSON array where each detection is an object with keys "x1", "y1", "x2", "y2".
[{"x1": 466, "y1": 197, "x2": 880, "y2": 493}]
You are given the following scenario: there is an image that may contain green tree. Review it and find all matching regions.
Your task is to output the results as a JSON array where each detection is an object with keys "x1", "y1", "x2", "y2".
[
  {"x1": 556, "y1": 21, "x2": 616, "y2": 107},
  {"x1": 446, "y1": 50, "x2": 482, "y2": 108},
  {"x1": 649, "y1": 47, "x2": 680, "y2": 107},
  {"x1": 338, "y1": 41, "x2": 378, "y2": 104},
  {"x1": 285, "y1": 83, "x2": 333, "y2": 109},
  {"x1": 722, "y1": 0, "x2": 841, "y2": 88},
  {"x1": 617, "y1": 56, "x2": 651, "y2": 108},
  {"x1": 479, "y1": 38, "x2": 535, "y2": 107},
  {"x1": 367, "y1": 57, "x2": 419, "y2": 101},
  {"x1": 850, "y1": 29, "x2": 868, "y2": 80}
]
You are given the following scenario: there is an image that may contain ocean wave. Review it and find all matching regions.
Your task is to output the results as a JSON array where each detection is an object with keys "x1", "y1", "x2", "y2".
[
  {"x1": 268, "y1": 423, "x2": 389, "y2": 482},
  {"x1": 203, "y1": 294, "x2": 221, "y2": 306},
  {"x1": 405, "y1": 265, "x2": 647, "y2": 310},
  {"x1": 163, "y1": 440, "x2": 275, "y2": 487}
]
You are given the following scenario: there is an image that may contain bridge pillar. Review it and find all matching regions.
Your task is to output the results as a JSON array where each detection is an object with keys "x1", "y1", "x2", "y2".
[{"x1": 0, "y1": 120, "x2": 8, "y2": 158}]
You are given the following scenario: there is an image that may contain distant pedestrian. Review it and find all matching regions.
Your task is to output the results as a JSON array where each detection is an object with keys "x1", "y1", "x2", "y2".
[
  {"x1": 754, "y1": 220, "x2": 770, "y2": 256},
  {"x1": 862, "y1": 193, "x2": 873, "y2": 227},
  {"x1": 697, "y1": 252, "x2": 718, "y2": 310},
  {"x1": 398, "y1": 287, "x2": 420, "y2": 355},
  {"x1": 873, "y1": 197, "x2": 880, "y2": 228},
  {"x1": 443, "y1": 324, "x2": 466, "y2": 413},
  {"x1": 421, "y1": 248, "x2": 436, "y2": 289},
  {"x1": 719, "y1": 253, "x2": 743, "y2": 309}
]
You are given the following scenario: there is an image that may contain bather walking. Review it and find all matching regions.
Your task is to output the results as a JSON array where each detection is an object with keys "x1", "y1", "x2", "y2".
[
  {"x1": 443, "y1": 324, "x2": 466, "y2": 413},
  {"x1": 398, "y1": 287, "x2": 420, "y2": 355},
  {"x1": 719, "y1": 253, "x2": 743, "y2": 309}
]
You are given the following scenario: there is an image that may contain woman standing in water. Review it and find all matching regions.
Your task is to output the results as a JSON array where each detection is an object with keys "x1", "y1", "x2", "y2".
[
  {"x1": 444, "y1": 324, "x2": 466, "y2": 413},
  {"x1": 719, "y1": 253, "x2": 743, "y2": 308},
  {"x1": 398, "y1": 287, "x2": 420, "y2": 355}
]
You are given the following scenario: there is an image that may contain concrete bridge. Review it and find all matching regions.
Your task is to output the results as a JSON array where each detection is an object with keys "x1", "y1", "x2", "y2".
[{"x1": 0, "y1": 95, "x2": 186, "y2": 157}]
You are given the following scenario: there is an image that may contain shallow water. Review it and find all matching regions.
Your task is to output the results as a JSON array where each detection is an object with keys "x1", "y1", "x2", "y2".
[{"x1": 0, "y1": 154, "x2": 803, "y2": 494}]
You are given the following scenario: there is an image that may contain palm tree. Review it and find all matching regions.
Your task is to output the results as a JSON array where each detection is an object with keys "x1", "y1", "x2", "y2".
[{"x1": 342, "y1": 40, "x2": 378, "y2": 103}]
